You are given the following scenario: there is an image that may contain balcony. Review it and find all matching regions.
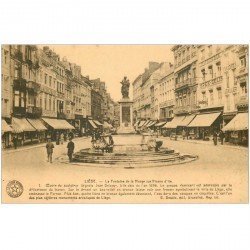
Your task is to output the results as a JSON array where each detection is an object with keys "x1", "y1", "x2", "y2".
[
  {"x1": 27, "y1": 106, "x2": 42, "y2": 118},
  {"x1": 175, "y1": 78, "x2": 195, "y2": 90},
  {"x1": 26, "y1": 81, "x2": 41, "y2": 94},
  {"x1": 57, "y1": 112, "x2": 67, "y2": 119},
  {"x1": 13, "y1": 78, "x2": 27, "y2": 90},
  {"x1": 174, "y1": 105, "x2": 192, "y2": 115},
  {"x1": 13, "y1": 107, "x2": 26, "y2": 116},
  {"x1": 13, "y1": 49, "x2": 23, "y2": 62}
]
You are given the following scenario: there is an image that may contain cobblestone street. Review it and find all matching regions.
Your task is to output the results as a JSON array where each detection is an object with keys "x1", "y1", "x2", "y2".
[{"x1": 2, "y1": 135, "x2": 248, "y2": 203}]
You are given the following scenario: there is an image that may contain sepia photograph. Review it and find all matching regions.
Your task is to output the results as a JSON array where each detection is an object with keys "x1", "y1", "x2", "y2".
[{"x1": 1, "y1": 44, "x2": 248, "y2": 203}]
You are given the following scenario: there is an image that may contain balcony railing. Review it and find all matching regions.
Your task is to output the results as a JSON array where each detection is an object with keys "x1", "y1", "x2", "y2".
[
  {"x1": 13, "y1": 78, "x2": 27, "y2": 90},
  {"x1": 13, "y1": 49, "x2": 23, "y2": 62},
  {"x1": 175, "y1": 78, "x2": 195, "y2": 89},
  {"x1": 174, "y1": 105, "x2": 192, "y2": 114},
  {"x1": 26, "y1": 81, "x2": 41, "y2": 93},
  {"x1": 27, "y1": 106, "x2": 42, "y2": 117}
]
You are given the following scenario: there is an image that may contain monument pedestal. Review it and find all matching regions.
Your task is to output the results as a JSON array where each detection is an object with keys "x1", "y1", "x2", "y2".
[{"x1": 117, "y1": 98, "x2": 136, "y2": 134}]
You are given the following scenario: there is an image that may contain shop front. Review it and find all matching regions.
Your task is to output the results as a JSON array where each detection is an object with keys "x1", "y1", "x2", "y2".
[
  {"x1": 27, "y1": 118, "x2": 47, "y2": 143},
  {"x1": 1, "y1": 120, "x2": 13, "y2": 148},
  {"x1": 11, "y1": 117, "x2": 37, "y2": 146},
  {"x1": 162, "y1": 116, "x2": 185, "y2": 138},
  {"x1": 222, "y1": 112, "x2": 248, "y2": 146},
  {"x1": 88, "y1": 119, "x2": 98, "y2": 134},
  {"x1": 187, "y1": 112, "x2": 221, "y2": 140},
  {"x1": 42, "y1": 118, "x2": 75, "y2": 141}
]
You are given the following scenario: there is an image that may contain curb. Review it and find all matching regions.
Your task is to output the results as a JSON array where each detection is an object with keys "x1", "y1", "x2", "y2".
[
  {"x1": 161, "y1": 136, "x2": 247, "y2": 151},
  {"x1": 2, "y1": 136, "x2": 90, "y2": 155}
]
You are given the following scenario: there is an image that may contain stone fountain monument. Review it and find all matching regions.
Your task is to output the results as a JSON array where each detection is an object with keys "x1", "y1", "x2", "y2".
[{"x1": 116, "y1": 76, "x2": 136, "y2": 134}]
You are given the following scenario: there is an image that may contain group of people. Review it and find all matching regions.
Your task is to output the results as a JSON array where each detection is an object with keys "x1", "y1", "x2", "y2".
[
  {"x1": 91, "y1": 131, "x2": 114, "y2": 153},
  {"x1": 46, "y1": 136, "x2": 75, "y2": 163},
  {"x1": 213, "y1": 130, "x2": 225, "y2": 146}
]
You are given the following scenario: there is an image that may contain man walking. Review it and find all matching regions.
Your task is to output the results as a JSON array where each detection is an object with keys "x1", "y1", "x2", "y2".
[
  {"x1": 46, "y1": 139, "x2": 54, "y2": 163},
  {"x1": 219, "y1": 130, "x2": 225, "y2": 145},
  {"x1": 67, "y1": 138, "x2": 75, "y2": 162},
  {"x1": 213, "y1": 131, "x2": 218, "y2": 146}
]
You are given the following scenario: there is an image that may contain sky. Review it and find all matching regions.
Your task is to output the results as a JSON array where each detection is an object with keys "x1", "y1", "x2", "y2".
[{"x1": 47, "y1": 45, "x2": 174, "y2": 101}]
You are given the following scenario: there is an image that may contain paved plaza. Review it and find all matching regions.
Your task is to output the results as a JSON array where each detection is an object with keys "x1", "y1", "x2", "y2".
[{"x1": 2, "y1": 135, "x2": 248, "y2": 203}]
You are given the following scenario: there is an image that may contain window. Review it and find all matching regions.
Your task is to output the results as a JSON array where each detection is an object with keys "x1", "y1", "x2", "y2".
[
  {"x1": 4, "y1": 50, "x2": 8, "y2": 64},
  {"x1": 44, "y1": 94, "x2": 47, "y2": 110},
  {"x1": 216, "y1": 62, "x2": 221, "y2": 76},
  {"x1": 226, "y1": 95, "x2": 230, "y2": 111},
  {"x1": 208, "y1": 45, "x2": 212, "y2": 55},
  {"x1": 201, "y1": 49, "x2": 205, "y2": 59},
  {"x1": 14, "y1": 65, "x2": 20, "y2": 78},
  {"x1": 226, "y1": 72, "x2": 229, "y2": 88},
  {"x1": 209, "y1": 90, "x2": 214, "y2": 105},
  {"x1": 202, "y1": 92, "x2": 206, "y2": 101},
  {"x1": 240, "y1": 82, "x2": 247, "y2": 95},
  {"x1": 49, "y1": 95, "x2": 51, "y2": 110},
  {"x1": 201, "y1": 69, "x2": 206, "y2": 81},
  {"x1": 217, "y1": 88, "x2": 222, "y2": 104},
  {"x1": 20, "y1": 92, "x2": 25, "y2": 107},
  {"x1": 193, "y1": 68, "x2": 196, "y2": 79},
  {"x1": 45, "y1": 73, "x2": 48, "y2": 85},
  {"x1": 49, "y1": 76, "x2": 52, "y2": 87},
  {"x1": 14, "y1": 90, "x2": 20, "y2": 107},
  {"x1": 208, "y1": 66, "x2": 213, "y2": 79}
]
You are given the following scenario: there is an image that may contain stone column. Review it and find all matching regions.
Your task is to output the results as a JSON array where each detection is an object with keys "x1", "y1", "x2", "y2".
[
  {"x1": 130, "y1": 104, "x2": 133, "y2": 126},
  {"x1": 119, "y1": 103, "x2": 123, "y2": 126}
]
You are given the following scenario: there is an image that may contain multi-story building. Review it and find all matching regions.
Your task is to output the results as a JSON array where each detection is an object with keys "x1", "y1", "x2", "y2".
[
  {"x1": 132, "y1": 62, "x2": 161, "y2": 121},
  {"x1": 172, "y1": 45, "x2": 199, "y2": 117},
  {"x1": 1, "y1": 44, "x2": 116, "y2": 148},
  {"x1": 1, "y1": 45, "x2": 13, "y2": 147},
  {"x1": 158, "y1": 66, "x2": 175, "y2": 121}
]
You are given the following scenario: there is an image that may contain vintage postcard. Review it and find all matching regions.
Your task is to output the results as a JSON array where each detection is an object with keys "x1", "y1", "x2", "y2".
[{"x1": 1, "y1": 44, "x2": 248, "y2": 203}]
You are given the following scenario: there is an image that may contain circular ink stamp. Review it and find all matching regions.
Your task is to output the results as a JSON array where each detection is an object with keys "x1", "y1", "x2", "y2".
[{"x1": 6, "y1": 180, "x2": 23, "y2": 198}]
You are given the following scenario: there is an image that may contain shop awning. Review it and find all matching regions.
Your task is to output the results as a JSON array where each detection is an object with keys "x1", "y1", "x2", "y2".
[
  {"x1": 93, "y1": 120, "x2": 103, "y2": 126},
  {"x1": 42, "y1": 118, "x2": 75, "y2": 130},
  {"x1": 12, "y1": 117, "x2": 36, "y2": 133},
  {"x1": 27, "y1": 119, "x2": 47, "y2": 131},
  {"x1": 222, "y1": 113, "x2": 248, "y2": 131},
  {"x1": 143, "y1": 120, "x2": 151, "y2": 127},
  {"x1": 138, "y1": 121, "x2": 147, "y2": 127},
  {"x1": 155, "y1": 121, "x2": 167, "y2": 127},
  {"x1": 89, "y1": 120, "x2": 97, "y2": 129},
  {"x1": 2, "y1": 120, "x2": 13, "y2": 133},
  {"x1": 188, "y1": 112, "x2": 221, "y2": 127},
  {"x1": 163, "y1": 116, "x2": 185, "y2": 129},
  {"x1": 178, "y1": 115, "x2": 196, "y2": 127},
  {"x1": 147, "y1": 121, "x2": 157, "y2": 127}
]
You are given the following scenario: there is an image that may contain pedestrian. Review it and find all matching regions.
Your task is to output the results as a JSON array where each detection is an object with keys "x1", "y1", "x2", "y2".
[
  {"x1": 56, "y1": 132, "x2": 60, "y2": 145},
  {"x1": 12, "y1": 135, "x2": 18, "y2": 149},
  {"x1": 60, "y1": 132, "x2": 64, "y2": 144},
  {"x1": 219, "y1": 130, "x2": 225, "y2": 145},
  {"x1": 67, "y1": 138, "x2": 75, "y2": 162},
  {"x1": 182, "y1": 129, "x2": 186, "y2": 140},
  {"x1": 213, "y1": 131, "x2": 218, "y2": 146},
  {"x1": 46, "y1": 139, "x2": 54, "y2": 163},
  {"x1": 186, "y1": 129, "x2": 189, "y2": 140}
]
